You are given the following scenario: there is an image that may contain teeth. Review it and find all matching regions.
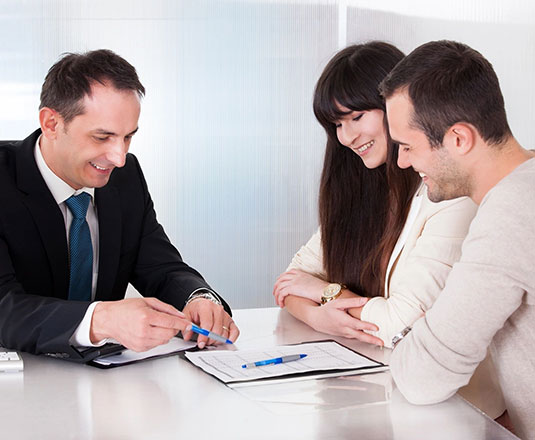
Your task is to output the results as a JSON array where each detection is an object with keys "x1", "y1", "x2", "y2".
[
  {"x1": 357, "y1": 140, "x2": 374, "y2": 153},
  {"x1": 419, "y1": 172, "x2": 427, "y2": 178},
  {"x1": 90, "y1": 162, "x2": 108, "y2": 171}
]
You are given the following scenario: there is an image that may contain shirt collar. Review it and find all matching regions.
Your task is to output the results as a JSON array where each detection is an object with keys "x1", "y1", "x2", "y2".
[{"x1": 34, "y1": 135, "x2": 95, "y2": 205}]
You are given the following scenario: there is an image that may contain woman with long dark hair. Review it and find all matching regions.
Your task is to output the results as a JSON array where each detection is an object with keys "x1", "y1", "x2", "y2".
[{"x1": 273, "y1": 42, "x2": 504, "y2": 419}]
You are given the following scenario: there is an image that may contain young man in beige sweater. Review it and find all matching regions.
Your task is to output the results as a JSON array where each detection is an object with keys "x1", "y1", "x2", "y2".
[{"x1": 380, "y1": 40, "x2": 535, "y2": 440}]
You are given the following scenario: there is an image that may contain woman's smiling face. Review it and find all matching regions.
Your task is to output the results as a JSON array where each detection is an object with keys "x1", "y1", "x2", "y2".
[{"x1": 335, "y1": 105, "x2": 388, "y2": 169}]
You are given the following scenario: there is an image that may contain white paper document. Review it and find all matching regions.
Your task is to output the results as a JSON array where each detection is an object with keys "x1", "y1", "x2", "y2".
[
  {"x1": 93, "y1": 337, "x2": 197, "y2": 366},
  {"x1": 185, "y1": 341, "x2": 387, "y2": 386}
]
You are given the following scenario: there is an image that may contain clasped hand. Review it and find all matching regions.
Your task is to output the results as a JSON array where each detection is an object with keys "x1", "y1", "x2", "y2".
[
  {"x1": 90, "y1": 297, "x2": 239, "y2": 352},
  {"x1": 307, "y1": 298, "x2": 383, "y2": 346},
  {"x1": 273, "y1": 269, "x2": 328, "y2": 307}
]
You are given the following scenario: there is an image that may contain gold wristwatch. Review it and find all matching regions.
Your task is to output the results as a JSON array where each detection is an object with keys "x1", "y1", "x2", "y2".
[{"x1": 321, "y1": 283, "x2": 344, "y2": 305}]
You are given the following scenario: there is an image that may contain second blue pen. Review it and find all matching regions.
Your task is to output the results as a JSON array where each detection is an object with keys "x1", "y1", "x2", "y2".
[{"x1": 242, "y1": 353, "x2": 307, "y2": 368}]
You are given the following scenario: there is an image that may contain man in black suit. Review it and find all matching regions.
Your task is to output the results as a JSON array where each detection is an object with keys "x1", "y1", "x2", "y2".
[{"x1": 0, "y1": 49, "x2": 239, "y2": 362}]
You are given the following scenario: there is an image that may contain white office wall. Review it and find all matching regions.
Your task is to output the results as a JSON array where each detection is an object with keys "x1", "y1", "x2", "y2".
[{"x1": 1, "y1": 0, "x2": 534, "y2": 308}]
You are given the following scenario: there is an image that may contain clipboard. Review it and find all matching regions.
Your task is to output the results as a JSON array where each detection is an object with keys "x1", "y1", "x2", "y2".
[
  {"x1": 87, "y1": 337, "x2": 198, "y2": 369},
  {"x1": 184, "y1": 340, "x2": 388, "y2": 387}
]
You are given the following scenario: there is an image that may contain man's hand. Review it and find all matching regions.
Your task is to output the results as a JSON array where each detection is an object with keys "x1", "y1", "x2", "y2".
[
  {"x1": 90, "y1": 297, "x2": 188, "y2": 352},
  {"x1": 273, "y1": 269, "x2": 328, "y2": 307},
  {"x1": 181, "y1": 299, "x2": 239, "y2": 348}
]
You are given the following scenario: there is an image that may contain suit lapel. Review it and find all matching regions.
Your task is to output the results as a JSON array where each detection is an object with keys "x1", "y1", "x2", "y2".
[
  {"x1": 17, "y1": 130, "x2": 69, "y2": 299},
  {"x1": 95, "y1": 184, "x2": 122, "y2": 301}
]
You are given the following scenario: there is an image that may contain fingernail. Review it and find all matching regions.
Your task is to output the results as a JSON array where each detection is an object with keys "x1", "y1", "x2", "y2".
[{"x1": 198, "y1": 341, "x2": 205, "y2": 349}]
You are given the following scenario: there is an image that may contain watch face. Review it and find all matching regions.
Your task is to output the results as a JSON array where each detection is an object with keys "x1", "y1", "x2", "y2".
[{"x1": 324, "y1": 283, "x2": 341, "y2": 298}]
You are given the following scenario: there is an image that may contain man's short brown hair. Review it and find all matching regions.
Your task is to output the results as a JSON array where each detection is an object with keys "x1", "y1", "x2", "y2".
[
  {"x1": 39, "y1": 49, "x2": 145, "y2": 124},
  {"x1": 380, "y1": 40, "x2": 511, "y2": 147}
]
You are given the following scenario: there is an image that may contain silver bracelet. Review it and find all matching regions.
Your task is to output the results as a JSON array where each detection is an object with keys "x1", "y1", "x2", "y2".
[
  {"x1": 185, "y1": 289, "x2": 222, "y2": 306},
  {"x1": 391, "y1": 326, "x2": 412, "y2": 349}
]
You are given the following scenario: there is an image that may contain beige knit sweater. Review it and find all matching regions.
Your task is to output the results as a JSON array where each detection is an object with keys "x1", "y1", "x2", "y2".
[{"x1": 391, "y1": 158, "x2": 535, "y2": 440}]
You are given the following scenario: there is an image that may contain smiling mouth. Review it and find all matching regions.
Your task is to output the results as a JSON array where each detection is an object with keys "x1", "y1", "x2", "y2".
[
  {"x1": 90, "y1": 162, "x2": 111, "y2": 171},
  {"x1": 354, "y1": 140, "x2": 374, "y2": 153}
]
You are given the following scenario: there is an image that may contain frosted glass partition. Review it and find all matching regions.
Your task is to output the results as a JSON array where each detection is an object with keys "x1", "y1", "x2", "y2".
[
  {"x1": 345, "y1": 7, "x2": 535, "y2": 152},
  {"x1": 1, "y1": 0, "x2": 534, "y2": 308}
]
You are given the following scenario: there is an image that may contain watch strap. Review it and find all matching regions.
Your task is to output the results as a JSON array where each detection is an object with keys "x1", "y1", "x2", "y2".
[{"x1": 391, "y1": 326, "x2": 412, "y2": 348}]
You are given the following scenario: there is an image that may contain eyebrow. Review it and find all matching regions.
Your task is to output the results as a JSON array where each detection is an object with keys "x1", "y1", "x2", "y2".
[
  {"x1": 391, "y1": 138, "x2": 409, "y2": 146},
  {"x1": 92, "y1": 127, "x2": 139, "y2": 136},
  {"x1": 333, "y1": 109, "x2": 363, "y2": 121}
]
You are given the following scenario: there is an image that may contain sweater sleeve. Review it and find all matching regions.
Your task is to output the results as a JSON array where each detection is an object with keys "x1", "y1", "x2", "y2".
[{"x1": 389, "y1": 182, "x2": 530, "y2": 406}]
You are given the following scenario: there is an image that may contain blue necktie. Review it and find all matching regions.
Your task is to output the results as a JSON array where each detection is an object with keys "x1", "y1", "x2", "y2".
[{"x1": 65, "y1": 193, "x2": 93, "y2": 301}]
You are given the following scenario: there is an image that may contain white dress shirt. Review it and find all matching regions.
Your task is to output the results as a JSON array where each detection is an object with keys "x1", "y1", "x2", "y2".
[{"x1": 34, "y1": 136, "x2": 104, "y2": 347}]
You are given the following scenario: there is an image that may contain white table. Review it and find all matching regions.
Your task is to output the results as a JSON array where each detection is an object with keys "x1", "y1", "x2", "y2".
[{"x1": 0, "y1": 308, "x2": 518, "y2": 439}]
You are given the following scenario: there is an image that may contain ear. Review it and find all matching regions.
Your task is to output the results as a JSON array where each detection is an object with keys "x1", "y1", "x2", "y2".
[
  {"x1": 39, "y1": 107, "x2": 62, "y2": 140},
  {"x1": 443, "y1": 123, "x2": 476, "y2": 156}
]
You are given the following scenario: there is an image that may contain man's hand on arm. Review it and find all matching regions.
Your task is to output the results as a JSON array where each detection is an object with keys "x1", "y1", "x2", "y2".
[
  {"x1": 307, "y1": 297, "x2": 384, "y2": 346},
  {"x1": 181, "y1": 298, "x2": 239, "y2": 348},
  {"x1": 284, "y1": 295, "x2": 384, "y2": 346},
  {"x1": 340, "y1": 290, "x2": 366, "y2": 319},
  {"x1": 90, "y1": 297, "x2": 188, "y2": 352}
]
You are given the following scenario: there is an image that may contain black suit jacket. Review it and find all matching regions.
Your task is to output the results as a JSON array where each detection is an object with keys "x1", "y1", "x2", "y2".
[{"x1": 0, "y1": 129, "x2": 230, "y2": 361}]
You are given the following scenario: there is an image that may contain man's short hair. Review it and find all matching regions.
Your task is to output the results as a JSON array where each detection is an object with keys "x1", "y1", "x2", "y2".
[
  {"x1": 380, "y1": 40, "x2": 511, "y2": 147},
  {"x1": 39, "y1": 49, "x2": 145, "y2": 124}
]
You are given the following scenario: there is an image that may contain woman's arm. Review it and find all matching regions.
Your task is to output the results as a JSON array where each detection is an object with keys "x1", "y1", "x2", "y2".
[
  {"x1": 360, "y1": 195, "x2": 478, "y2": 348},
  {"x1": 286, "y1": 228, "x2": 324, "y2": 274},
  {"x1": 273, "y1": 229, "x2": 327, "y2": 306},
  {"x1": 276, "y1": 228, "x2": 381, "y2": 345}
]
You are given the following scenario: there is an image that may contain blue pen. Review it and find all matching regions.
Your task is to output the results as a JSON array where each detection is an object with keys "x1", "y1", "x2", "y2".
[
  {"x1": 189, "y1": 324, "x2": 233, "y2": 344},
  {"x1": 242, "y1": 354, "x2": 307, "y2": 368}
]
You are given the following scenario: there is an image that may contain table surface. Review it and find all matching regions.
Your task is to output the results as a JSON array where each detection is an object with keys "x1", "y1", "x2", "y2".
[{"x1": 0, "y1": 307, "x2": 518, "y2": 440}]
